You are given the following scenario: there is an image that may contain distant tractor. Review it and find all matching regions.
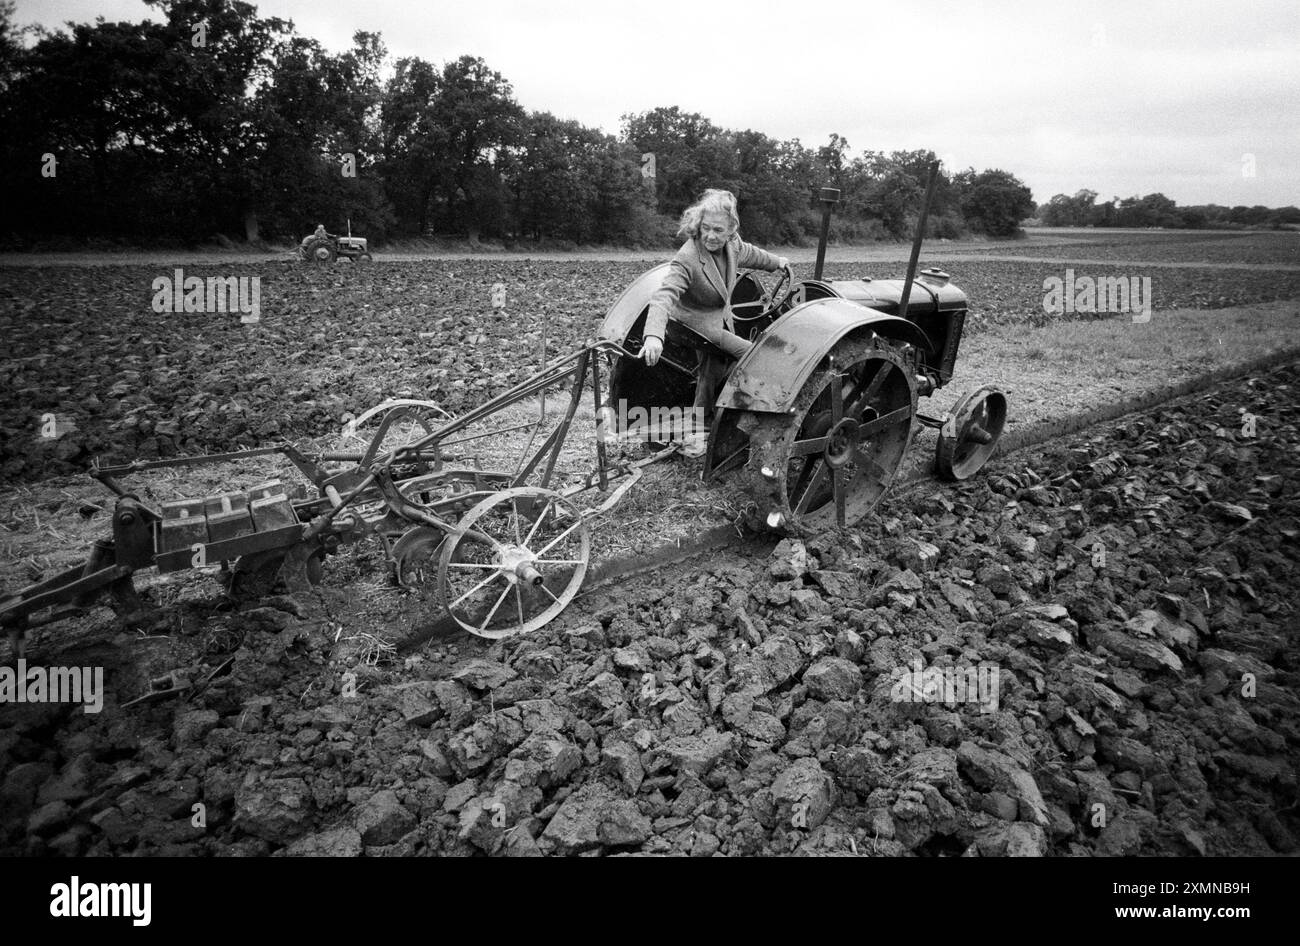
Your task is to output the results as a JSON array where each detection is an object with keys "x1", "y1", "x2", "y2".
[{"x1": 299, "y1": 220, "x2": 373, "y2": 264}]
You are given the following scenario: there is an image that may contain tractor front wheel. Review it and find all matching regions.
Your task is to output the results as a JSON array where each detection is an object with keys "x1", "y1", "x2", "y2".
[{"x1": 935, "y1": 386, "x2": 1007, "y2": 481}]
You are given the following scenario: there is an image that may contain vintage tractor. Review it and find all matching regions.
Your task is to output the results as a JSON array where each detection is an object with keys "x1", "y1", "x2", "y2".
[
  {"x1": 299, "y1": 220, "x2": 373, "y2": 264},
  {"x1": 1, "y1": 162, "x2": 1005, "y2": 650},
  {"x1": 598, "y1": 164, "x2": 1007, "y2": 533}
]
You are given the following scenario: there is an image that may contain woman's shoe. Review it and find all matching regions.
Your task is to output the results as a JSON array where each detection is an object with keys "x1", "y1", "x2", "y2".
[{"x1": 680, "y1": 432, "x2": 707, "y2": 458}]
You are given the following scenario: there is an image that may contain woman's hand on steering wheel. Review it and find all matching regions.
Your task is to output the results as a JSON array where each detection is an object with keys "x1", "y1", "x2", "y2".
[{"x1": 767, "y1": 261, "x2": 795, "y2": 312}]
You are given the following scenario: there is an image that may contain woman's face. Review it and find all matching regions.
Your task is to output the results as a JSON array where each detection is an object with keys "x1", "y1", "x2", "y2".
[{"x1": 699, "y1": 210, "x2": 734, "y2": 252}]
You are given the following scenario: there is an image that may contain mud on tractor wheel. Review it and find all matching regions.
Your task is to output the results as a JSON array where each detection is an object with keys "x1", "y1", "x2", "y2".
[{"x1": 741, "y1": 337, "x2": 917, "y2": 533}]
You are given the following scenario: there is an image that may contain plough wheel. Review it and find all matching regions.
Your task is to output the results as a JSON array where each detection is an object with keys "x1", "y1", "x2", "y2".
[
  {"x1": 438, "y1": 487, "x2": 589, "y2": 639},
  {"x1": 344, "y1": 400, "x2": 449, "y2": 468},
  {"x1": 744, "y1": 338, "x2": 917, "y2": 533},
  {"x1": 935, "y1": 385, "x2": 1007, "y2": 481}
]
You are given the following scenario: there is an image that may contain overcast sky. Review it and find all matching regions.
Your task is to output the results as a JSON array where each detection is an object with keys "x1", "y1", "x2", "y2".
[{"x1": 15, "y1": 0, "x2": 1300, "y2": 207}]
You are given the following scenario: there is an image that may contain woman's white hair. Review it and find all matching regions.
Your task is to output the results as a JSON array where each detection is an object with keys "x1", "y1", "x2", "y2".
[{"x1": 677, "y1": 188, "x2": 740, "y2": 241}]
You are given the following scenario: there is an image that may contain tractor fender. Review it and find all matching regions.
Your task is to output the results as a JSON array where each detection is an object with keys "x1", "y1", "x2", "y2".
[
  {"x1": 597, "y1": 263, "x2": 671, "y2": 344},
  {"x1": 714, "y1": 297, "x2": 931, "y2": 414}
]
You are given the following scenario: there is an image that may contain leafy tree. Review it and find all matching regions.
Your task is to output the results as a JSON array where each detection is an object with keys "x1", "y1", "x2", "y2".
[
  {"x1": 595, "y1": 142, "x2": 662, "y2": 245},
  {"x1": 730, "y1": 128, "x2": 806, "y2": 243},
  {"x1": 142, "y1": 0, "x2": 294, "y2": 236},
  {"x1": 953, "y1": 169, "x2": 1035, "y2": 236},
  {"x1": 841, "y1": 149, "x2": 952, "y2": 239},
  {"x1": 882, "y1": 149, "x2": 951, "y2": 215},
  {"x1": 248, "y1": 30, "x2": 392, "y2": 240},
  {"x1": 1093, "y1": 196, "x2": 1118, "y2": 227},
  {"x1": 377, "y1": 55, "x2": 525, "y2": 239},
  {"x1": 512, "y1": 112, "x2": 601, "y2": 241},
  {"x1": 866, "y1": 167, "x2": 923, "y2": 237},
  {"x1": 1040, "y1": 189, "x2": 1097, "y2": 227},
  {"x1": 621, "y1": 106, "x2": 735, "y2": 216},
  {"x1": 816, "y1": 133, "x2": 853, "y2": 190},
  {"x1": 424, "y1": 55, "x2": 524, "y2": 239},
  {"x1": 2, "y1": 15, "x2": 176, "y2": 235},
  {"x1": 378, "y1": 56, "x2": 443, "y2": 235}
]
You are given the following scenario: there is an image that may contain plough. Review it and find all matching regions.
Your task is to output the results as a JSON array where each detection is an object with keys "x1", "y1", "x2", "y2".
[{"x1": 2, "y1": 342, "x2": 662, "y2": 649}]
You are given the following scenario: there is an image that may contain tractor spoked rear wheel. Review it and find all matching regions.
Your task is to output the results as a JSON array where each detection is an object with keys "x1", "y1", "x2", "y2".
[
  {"x1": 308, "y1": 240, "x2": 336, "y2": 263},
  {"x1": 437, "y1": 487, "x2": 589, "y2": 639},
  {"x1": 935, "y1": 385, "x2": 1007, "y2": 481},
  {"x1": 745, "y1": 339, "x2": 917, "y2": 533}
]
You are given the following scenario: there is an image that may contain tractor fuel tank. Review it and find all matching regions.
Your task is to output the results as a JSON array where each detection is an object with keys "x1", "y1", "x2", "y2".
[
  {"x1": 826, "y1": 272, "x2": 967, "y2": 316},
  {"x1": 826, "y1": 271, "x2": 968, "y2": 387}
]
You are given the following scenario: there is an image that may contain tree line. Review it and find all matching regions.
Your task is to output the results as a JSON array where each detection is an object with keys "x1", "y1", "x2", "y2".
[
  {"x1": 0, "y1": 0, "x2": 1042, "y2": 248},
  {"x1": 1034, "y1": 189, "x2": 1300, "y2": 230}
]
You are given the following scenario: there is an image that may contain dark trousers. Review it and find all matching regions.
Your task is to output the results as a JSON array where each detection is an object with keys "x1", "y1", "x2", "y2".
[{"x1": 693, "y1": 350, "x2": 735, "y2": 432}]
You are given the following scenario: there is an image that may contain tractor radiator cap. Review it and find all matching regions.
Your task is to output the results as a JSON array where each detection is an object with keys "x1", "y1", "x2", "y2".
[{"x1": 919, "y1": 268, "x2": 950, "y2": 287}]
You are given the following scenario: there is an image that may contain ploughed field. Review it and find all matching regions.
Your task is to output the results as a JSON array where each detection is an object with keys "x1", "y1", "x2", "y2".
[
  {"x1": 3, "y1": 252, "x2": 1300, "y2": 485},
  {"x1": 947, "y1": 229, "x2": 1300, "y2": 266},
  {"x1": 2, "y1": 359, "x2": 1294, "y2": 857}
]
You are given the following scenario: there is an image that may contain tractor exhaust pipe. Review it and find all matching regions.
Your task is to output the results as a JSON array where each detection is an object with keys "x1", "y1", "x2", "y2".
[
  {"x1": 897, "y1": 159, "x2": 941, "y2": 320},
  {"x1": 813, "y1": 187, "x2": 839, "y2": 280}
]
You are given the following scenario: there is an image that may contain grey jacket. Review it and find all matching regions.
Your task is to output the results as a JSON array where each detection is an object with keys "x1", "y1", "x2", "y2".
[{"x1": 644, "y1": 234, "x2": 783, "y2": 344}]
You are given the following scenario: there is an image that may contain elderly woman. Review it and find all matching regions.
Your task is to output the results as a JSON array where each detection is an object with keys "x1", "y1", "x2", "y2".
[{"x1": 641, "y1": 189, "x2": 789, "y2": 456}]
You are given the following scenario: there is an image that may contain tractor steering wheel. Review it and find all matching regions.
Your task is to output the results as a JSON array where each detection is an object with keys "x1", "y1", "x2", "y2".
[
  {"x1": 731, "y1": 265, "x2": 796, "y2": 317},
  {"x1": 730, "y1": 265, "x2": 798, "y2": 341},
  {"x1": 766, "y1": 264, "x2": 796, "y2": 314}
]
